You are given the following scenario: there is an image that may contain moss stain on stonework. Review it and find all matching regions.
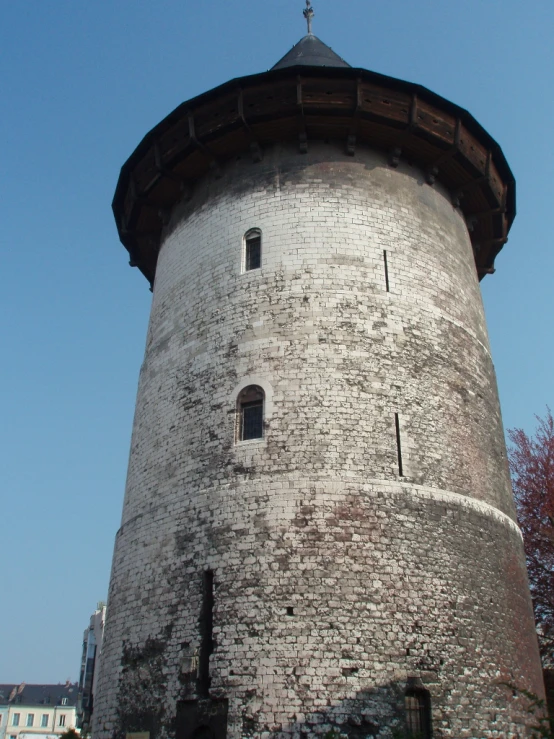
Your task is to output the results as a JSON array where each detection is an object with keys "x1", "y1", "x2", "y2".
[{"x1": 116, "y1": 628, "x2": 173, "y2": 739}]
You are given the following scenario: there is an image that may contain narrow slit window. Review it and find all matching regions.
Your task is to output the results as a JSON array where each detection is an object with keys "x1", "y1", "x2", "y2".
[
  {"x1": 395, "y1": 413, "x2": 403, "y2": 477},
  {"x1": 383, "y1": 250, "x2": 390, "y2": 292},
  {"x1": 405, "y1": 688, "x2": 432, "y2": 738},
  {"x1": 237, "y1": 385, "x2": 264, "y2": 441},
  {"x1": 244, "y1": 229, "x2": 262, "y2": 271}
]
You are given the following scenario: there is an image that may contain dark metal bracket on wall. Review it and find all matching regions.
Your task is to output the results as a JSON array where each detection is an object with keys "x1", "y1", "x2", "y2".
[
  {"x1": 297, "y1": 77, "x2": 308, "y2": 154},
  {"x1": 188, "y1": 113, "x2": 223, "y2": 178},
  {"x1": 346, "y1": 78, "x2": 362, "y2": 156},
  {"x1": 238, "y1": 90, "x2": 263, "y2": 163}
]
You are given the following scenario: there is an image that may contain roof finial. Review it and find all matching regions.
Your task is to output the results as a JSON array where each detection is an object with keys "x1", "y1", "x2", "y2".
[{"x1": 303, "y1": 0, "x2": 314, "y2": 35}]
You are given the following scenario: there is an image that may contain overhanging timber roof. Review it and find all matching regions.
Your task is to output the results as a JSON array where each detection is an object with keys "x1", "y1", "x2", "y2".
[{"x1": 113, "y1": 61, "x2": 515, "y2": 286}]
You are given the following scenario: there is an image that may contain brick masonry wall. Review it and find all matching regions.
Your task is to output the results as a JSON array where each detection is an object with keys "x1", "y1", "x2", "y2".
[{"x1": 93, "y1": 143, "x2": 544, "y2": 739}]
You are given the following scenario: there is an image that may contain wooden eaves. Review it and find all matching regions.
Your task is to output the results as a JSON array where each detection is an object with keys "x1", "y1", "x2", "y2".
[{"x1": 112, "y1": 64, "x2": 515, "y2": 286}]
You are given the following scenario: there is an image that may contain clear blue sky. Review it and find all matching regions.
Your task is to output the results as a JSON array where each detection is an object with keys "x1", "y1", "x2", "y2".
[{"x1": 1, "y1": 0, "x2": 552, "y2": 683}]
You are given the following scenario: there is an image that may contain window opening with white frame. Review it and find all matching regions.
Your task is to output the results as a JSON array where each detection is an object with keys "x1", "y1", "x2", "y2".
[
  {"x1": 244, "y1": 229, "x2": 262, "y2": 272},
  {"x1": 236, "y1": 385, "x2": 264, "y2": 441}
]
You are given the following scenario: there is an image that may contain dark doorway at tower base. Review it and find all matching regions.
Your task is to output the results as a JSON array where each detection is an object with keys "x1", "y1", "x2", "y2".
[{"x1": 176, "y1": 699, "x2": 228, "y2": 739}]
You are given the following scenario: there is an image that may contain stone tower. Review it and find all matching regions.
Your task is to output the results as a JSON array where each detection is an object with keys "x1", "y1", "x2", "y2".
[{"x1": 94, "y1": 15, "x2": 544, "y2": 739}]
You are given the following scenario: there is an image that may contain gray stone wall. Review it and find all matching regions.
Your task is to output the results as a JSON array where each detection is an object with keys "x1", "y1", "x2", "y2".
[{"x1": 93, "y1": 143, "x2": 543, "y2": 739}]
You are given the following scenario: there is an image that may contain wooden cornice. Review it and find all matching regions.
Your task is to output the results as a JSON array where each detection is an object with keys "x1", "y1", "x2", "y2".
[{"x1": 113, "y1": 66, "x2": 515, "y2": 286}]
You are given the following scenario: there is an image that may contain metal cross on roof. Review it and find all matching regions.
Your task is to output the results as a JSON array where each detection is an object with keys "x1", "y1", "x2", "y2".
[{"x1": 303, "y1": 0, "x2": 314, "y2": 35}]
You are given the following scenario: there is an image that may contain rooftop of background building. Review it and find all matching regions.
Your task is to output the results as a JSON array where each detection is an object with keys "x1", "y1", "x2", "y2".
[{"x1": 0, "y1": 683, "x2": 78, "y2": 707}]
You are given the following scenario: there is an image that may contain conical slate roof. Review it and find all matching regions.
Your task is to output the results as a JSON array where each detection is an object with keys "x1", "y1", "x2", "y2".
[{"x1": 272, "y1": 34, "x2": 350, "y2": 70}]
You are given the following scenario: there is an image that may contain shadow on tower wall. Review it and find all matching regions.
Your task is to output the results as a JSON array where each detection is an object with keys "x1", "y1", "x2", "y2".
[{"x1": 114, "y1": 677, "x2": 538, "y2": 739}]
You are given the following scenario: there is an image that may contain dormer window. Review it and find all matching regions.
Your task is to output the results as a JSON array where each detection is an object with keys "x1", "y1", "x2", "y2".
[
  {"x1": 244, "y1": 229, "x2": 262, "y2": 271},
  {"x1": 237, "y1": 385, "x2": 264, "y2": 441}
]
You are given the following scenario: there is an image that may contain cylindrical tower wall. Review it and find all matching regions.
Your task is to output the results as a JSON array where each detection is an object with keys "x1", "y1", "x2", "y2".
[{"x1": 94, "y1": 143, "x2": 542, "y2": 739}]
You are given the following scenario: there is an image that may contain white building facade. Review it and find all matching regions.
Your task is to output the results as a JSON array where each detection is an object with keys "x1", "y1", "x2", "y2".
[{"x1": 0, "y1": 684, "x2": 78, "y2": 739}]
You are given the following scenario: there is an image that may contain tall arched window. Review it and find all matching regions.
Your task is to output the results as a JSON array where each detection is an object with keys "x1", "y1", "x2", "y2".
[
  {"x1": 405, "y1": 686, "x2": 432, "y2": 738},
  {"x1": 236, "y1": 385, "x2": 264, "y2": 441},
  {"x1": 244, "y1": 228, "x2": 262, "y2": 271}
]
